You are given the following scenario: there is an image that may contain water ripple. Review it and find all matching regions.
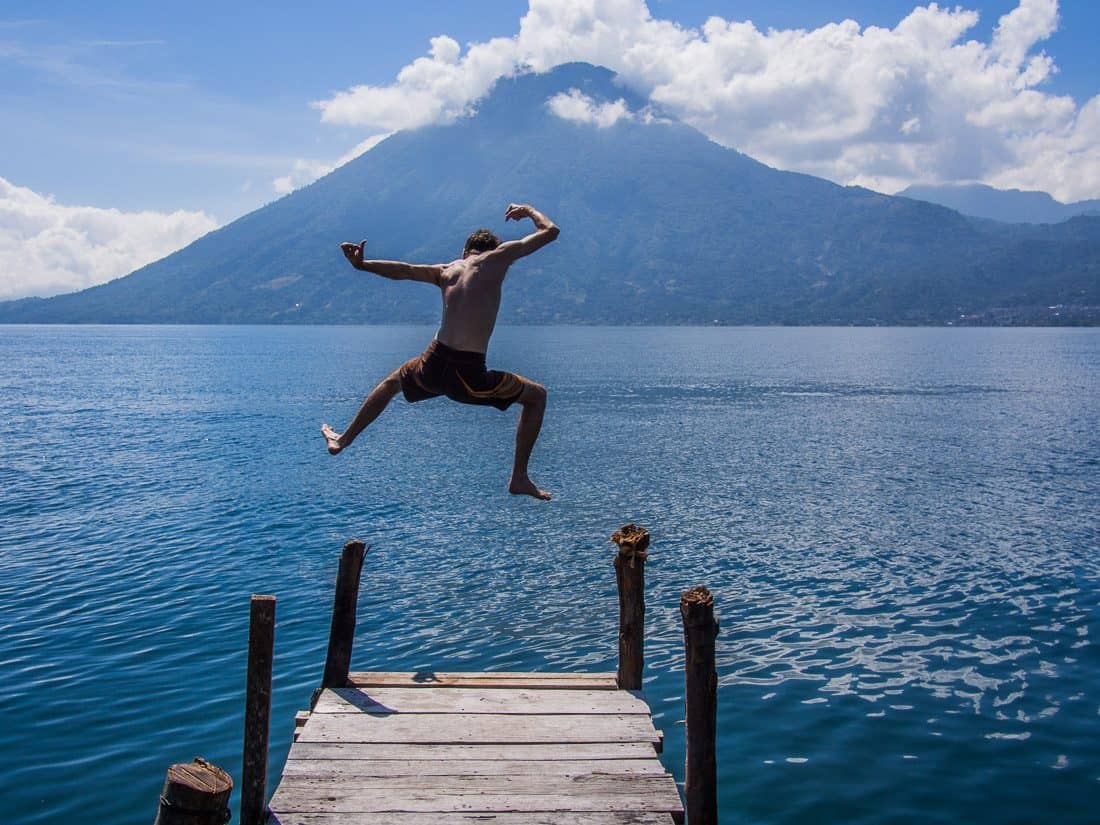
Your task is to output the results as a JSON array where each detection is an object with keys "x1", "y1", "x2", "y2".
[{"x1": 1, "y1": 325, "x2": 1097, "y2": 825}]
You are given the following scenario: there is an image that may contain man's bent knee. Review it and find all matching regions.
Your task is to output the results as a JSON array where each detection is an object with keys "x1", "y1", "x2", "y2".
[{"x1": 519, "y1": 380, "x2": 546, "y2": 406}]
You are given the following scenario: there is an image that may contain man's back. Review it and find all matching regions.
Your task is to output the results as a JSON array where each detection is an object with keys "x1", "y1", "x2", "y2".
[
  {"x1": 434, "y1": 203, "x2": 559, "y2": 353},
  {"x1": 436, "y1": 253, "x2": 512, "y2": 354}
]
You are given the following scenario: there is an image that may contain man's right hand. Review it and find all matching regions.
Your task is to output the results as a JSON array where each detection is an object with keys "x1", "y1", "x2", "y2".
[{"x1": 340, "y1": 239, "x2": 366, "y2": 270}]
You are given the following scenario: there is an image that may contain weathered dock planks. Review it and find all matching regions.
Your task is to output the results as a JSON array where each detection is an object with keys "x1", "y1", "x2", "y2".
[
  {"x1": 313, "y1": 686, "x2": 650, "y2": 715},
  {"x1": 268, "y1": 814, "x2": 678, "y2": 825},
  {"x1": 347, "y1": 671, "x2": 621, "y2": 690},
  {"x1": 285, "y1": 742, "x2": 660, "y2": 761},
  {"x1": 267, "y1": 674, "x2": 683, "y2": 824}
]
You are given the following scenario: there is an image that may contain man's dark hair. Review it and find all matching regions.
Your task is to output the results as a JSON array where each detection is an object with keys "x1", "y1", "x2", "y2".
[{"x1": 464, "y1": 228, "x2": 501, "y2": 256}]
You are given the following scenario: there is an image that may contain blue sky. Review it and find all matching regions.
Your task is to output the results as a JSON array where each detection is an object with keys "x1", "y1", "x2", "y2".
[{"x1": 2, "y1": 1, "x2": 1099, "y2": 299}]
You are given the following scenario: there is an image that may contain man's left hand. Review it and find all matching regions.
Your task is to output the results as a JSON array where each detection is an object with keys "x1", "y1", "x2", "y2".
[{"x1": 505, "y1": 203, "x2": 531, "y2": 222}]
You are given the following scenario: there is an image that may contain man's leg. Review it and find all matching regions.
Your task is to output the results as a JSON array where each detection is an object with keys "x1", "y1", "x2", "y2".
[
  {"x1": 508, "y1": 380, "x2": 551, "y2": 501},
  {"x1": 321, "y1": 368, "x2": 402, "y2": 455}
]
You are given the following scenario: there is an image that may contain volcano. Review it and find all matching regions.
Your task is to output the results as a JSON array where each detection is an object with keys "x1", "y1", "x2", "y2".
[{"x1": 3, "y1": 63, "x2": 1098, "y2": 325}]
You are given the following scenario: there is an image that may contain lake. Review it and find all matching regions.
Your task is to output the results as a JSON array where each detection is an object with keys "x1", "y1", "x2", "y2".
[{"x1": 0, "y1": 325, "x2": 1097, "y2": 824}]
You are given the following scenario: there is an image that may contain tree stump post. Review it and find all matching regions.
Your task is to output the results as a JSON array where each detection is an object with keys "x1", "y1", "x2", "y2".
[
  {"x1": 241, "y1": 594, "x2": 276, "y2": 825},
  {"x1": 681, "y1": 585, "x2": 719, "y2": 825},
  {"x1": 611, "y1": 524, "x2": 649, "y2": 691},
  {"x1": 153, "y1": 757, "x2": 232, "y2": 825},
  {"x1": 321, "y1": 539, "x2": 367, "y2": 689}
]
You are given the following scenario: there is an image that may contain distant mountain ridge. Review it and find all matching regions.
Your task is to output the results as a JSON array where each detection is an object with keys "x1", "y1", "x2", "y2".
[
  {"x1": 2, "y1": 63, "x2": 1098, "y2": 325},
  {"x1": 898, "y1": 182, "x2": 1100, "y2": 225}
]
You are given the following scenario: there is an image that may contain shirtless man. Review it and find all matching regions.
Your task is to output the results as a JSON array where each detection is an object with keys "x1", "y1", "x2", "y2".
[{"x1": 321, "y1": 203, "x2": 560, "y2": 501}]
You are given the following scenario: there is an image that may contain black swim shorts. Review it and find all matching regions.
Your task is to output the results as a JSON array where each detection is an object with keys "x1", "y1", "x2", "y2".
[{"x1": 398, "y1": 339, "x2": 526, "y2": 411}]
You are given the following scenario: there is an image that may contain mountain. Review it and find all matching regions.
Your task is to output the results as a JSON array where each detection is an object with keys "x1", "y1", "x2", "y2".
[
  {"x1": 2, "y1": 63, "x2": 1098, "y2": 325},
  {"x1": 898, "y1": 182, "x2": 1100, "y2": 225}
]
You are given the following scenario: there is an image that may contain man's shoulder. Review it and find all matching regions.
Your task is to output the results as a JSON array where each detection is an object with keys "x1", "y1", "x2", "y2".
[
  {"x1": 438, "y1": 258, "x2": 467, "y2": 279},
  {"x1": 445, "y1": 254, "x2": 511, "y2": 281},
  {"x1": 476, "y1": 248, "x2": 516, "y2": 274}
]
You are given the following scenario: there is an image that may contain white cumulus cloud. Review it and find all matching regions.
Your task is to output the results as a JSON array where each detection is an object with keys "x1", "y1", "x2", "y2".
[
  {"x1": 273, "y1": 132, "x2": 392, "y2": 195},
  {"x1": 311, "y1": 0, "x2": 1100, "y2": 202},
  {"x1": 315, "y1": 34, "x2": 519, "y2": 131},
  {"x1": 547, "y1": 89, "x2": 633, "y2": 127},
  {"x1": 0, "y1": 176, "x2": 217, "y2": 301}
]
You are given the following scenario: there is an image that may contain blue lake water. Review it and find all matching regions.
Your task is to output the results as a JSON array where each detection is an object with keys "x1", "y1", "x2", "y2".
[{"x1": 0, "y1": 324, "x2": 1097, "y2": 824}]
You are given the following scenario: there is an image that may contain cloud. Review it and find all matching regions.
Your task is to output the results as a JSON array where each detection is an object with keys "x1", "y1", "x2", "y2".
[
  {"x1": 315, "y1": 34, "x2": 518, "y2": 131},
  {"x1": 0, "y1": 176, "x2": 217, "y2": 301},
  {"x1": 547, "y1": 89, "x2": 633, "y2": 127},
  {"x1": 311, "y1": 0, "x2": 1100, "y2": 202},
  {"x1": 273, "y1": 133, "x2": 392, "y2": 195}
]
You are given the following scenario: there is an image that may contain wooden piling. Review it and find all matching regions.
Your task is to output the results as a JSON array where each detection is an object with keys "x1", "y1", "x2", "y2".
[
  {"x1": 611, "y1": 524, "x2": 649, "y2": 691},
  {"x1": 681, "y1": 585, "x2": 719, "y2": 825},
  {"x1": 321, "y1": 539, "x2": 367, "y2": 689},
  {"x1": 153, "y1": 757, "x2": 232, "y2": 825},
  {"x1": 241, "y1": 594, "x2": 276, "y2": 825}
]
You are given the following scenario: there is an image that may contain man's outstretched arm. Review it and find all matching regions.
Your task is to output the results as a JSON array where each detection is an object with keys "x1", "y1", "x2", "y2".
[
  {"x1": 340, "y1": 240, "x2": 443, "y2": 286},
  {"x1": 491, "y1": 203, "x2": 560, "y2": 263}
]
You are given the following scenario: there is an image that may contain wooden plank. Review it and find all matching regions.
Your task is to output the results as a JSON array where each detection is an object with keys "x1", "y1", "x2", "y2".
[
  {"x1": 281, "y1": 758, "x2": 668, "y2": 778},
  {"x1": 269, "y1": 793, "x2": 680, "y2": 816},
  {"x1": 273, "y1": 774, "x2": 679, "y2": 794},
  {"x1": 313, "y1": 687, "x2": 649, "y2": 716},
  {"x1": 321, "y1": 540, "x2": 366, "y2": 689},
  {"x1": 268, "y1": 776, "x2": 682, "y2": 814},
  {"x1": 347, "y1": 672, "x2": 619, "y2": 690},
  {"x1": 242, "y1": 594, "x2": 276, "y2": 825},
  {"x1": 286, "y1": 742, "x2": 659, "y2": 762},
  {"x1": 268, "y1": 812, "x2": 678, "y2": 824},
  {"x1": 295, "y1": 714, "x2": 661, "y2": 746}
]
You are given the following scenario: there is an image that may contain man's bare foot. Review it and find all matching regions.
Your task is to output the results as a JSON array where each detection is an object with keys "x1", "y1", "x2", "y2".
[
  {"x1": 321, "y1": 423, "x2": 344, "y2": 455},
  {"x1": 508, "y1": 475, "x2": 552, "y2": 501}
]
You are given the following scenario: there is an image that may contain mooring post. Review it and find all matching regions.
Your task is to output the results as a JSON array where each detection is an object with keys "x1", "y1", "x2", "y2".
[
  {"x1": 321, "y1": 539, "x2": 367, "y2": 689},
  {"x1": 681, "y1": 585, "x2": 719, "y2": 825},
  {"x1": 241, "y1": 594, "x2": 276, "y2": 825},
  {"x1": 153, "y1": 757, "x2": 232, "y2": 825},
  {"x1": 611, "y1": 524, "x2": 649, "y2": 690}
]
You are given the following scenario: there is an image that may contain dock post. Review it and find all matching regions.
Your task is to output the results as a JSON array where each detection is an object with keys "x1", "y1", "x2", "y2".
[
  {"x1": 611, "y1": 524, "x2": 649, "y2": 690},
  {"x1": 681, "y1": 585, "x2": 719, "y2": 825},
  {"x1": 153, "y1": 757, "x2": 232, "y2": 825},
  {"x1": 241, "y1": 594, "x2": 276, "y2": 825},
  {"x1": 321, "y1": 539, "x2": 367, "y2": 689}
]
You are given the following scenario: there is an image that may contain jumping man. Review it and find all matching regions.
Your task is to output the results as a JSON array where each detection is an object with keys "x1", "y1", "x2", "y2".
[{"x1": 321, "y1": 203, "x2": 560, "y2": 501}]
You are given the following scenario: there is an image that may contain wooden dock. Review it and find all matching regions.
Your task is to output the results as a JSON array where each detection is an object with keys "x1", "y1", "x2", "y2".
[
  {"x1": 267, "y1": 671, "x2": 683, "y2": 823},
  {"x1": 151, "y1": 526, "x2": 718, "y2": 825}
]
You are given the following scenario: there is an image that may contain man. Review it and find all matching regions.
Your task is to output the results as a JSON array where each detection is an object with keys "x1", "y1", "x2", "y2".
[{"x1": 321, "y1": 203, "x2": 560, "y2": 501}]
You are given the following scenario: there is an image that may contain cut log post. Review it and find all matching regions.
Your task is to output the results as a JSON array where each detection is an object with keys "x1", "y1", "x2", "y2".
[
  {"x1": 611, "y1": 524, "x2": 649, "y2": 690},
  {"x1": 321, "y1": 539, "x2": 367, "y2": 690},
  {"x1": 153, "y1": 757, "x2": 232, "y2": 825},
  {"x1": 681, "y1": 585, "x2": 719, "y2": 825},
  {"x1": 241, "y1": 594, "x2": 276, "y2": 825}
]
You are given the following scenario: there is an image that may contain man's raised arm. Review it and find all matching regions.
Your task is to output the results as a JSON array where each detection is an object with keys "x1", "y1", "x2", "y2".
[
  {"x1": 491, "y1": 203, "x2": 560, "y2": 263},
  {"x1": 340, "y1": 240, "x2": 442, "y2": 286}
]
